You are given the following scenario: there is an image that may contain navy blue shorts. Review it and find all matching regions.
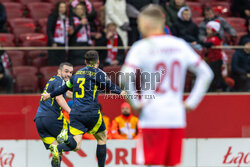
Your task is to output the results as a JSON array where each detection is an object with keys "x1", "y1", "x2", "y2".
[
  {"x1": 69, "y1": 110, "x2": 106, "y2": 136},
  {"x1": 35, "y1": 116, "x2": 63, "y2": 149}
]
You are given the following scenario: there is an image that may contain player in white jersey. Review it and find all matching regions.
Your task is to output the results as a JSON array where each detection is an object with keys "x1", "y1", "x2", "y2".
[{"x1": 121, "y1": 5, "x2": 213, "y2": 167}]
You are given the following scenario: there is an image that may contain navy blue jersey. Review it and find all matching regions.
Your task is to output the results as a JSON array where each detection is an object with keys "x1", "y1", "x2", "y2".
[
  {"x1": 35, "y1": 76, "x2": 66, "y2": 119},
  {"x1": 59, "y1": 66, "x2": 122, "y2": 114}
]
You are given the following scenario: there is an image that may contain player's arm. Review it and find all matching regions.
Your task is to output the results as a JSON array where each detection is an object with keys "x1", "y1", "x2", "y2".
[
  {"x1": 55, "y1": 95, "x2": 71, "y2": 114},
  {"x1": 184, "y1": 48, "x2": 214, "y2": 111},
  {"x1": 95, "y1": 70, "x2": 125, "y2": 95},
  {"x1": 66, "y1": 90, "x2": 73, "y2": 99},
  {"x1": 42, "y1": 79, "x2": 73, "y2": 101}
]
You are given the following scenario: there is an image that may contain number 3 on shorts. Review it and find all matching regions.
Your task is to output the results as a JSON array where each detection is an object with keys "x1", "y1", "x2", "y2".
[{"x1": 76, "y1": 78, "x2": 86, "y2": 98}]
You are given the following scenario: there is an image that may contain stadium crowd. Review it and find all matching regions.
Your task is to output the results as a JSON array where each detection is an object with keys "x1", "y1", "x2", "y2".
[{"x1": 0, "y1": 0, "x2": 249, "y2": 93}]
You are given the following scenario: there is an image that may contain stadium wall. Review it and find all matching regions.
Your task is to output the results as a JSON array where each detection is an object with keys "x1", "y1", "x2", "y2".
[
  {"x1": 0, "y1": 139, "x2": 250, "y2": 167},
  {"x1": 0, "y1": 94, "x2": 250, "y2": 139}
]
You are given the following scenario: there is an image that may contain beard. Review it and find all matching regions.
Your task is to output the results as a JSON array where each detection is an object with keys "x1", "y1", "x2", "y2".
[{"x1": 122, "y1": 113, "x2": 131, "y2": 117}]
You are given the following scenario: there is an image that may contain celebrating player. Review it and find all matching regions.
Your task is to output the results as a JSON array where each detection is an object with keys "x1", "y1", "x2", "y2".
[
  {"x1": 42, "y1": 50, "x2": 126, "y2": 167},
  {"x1": 34, "y1": 62, "x2": 73, "y2": 167},
  {"x1": 121, "y1": 5, "x2": 214, "y2": 167}
]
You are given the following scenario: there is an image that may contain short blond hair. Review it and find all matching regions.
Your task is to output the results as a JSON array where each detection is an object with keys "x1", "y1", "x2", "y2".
[{"x1": 139, "y1": 4, "x2": 166, "y2": 25}]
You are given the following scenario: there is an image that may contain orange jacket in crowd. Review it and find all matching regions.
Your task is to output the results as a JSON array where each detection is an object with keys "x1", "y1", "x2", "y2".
[{"x1": 111, "y1": 114, "x2": 139, "y2": 139}]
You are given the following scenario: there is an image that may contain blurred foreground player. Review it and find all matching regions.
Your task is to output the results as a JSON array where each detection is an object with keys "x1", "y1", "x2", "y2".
[
  {"x1": 42, "y1": 50, "x2": 126, "y2": 167},
  {"x1": 34, "y1": 62, "x2": 73, "y2": 167},
  {"x1": 121, "y1": 5, "x2": 213, "y2": 167}
]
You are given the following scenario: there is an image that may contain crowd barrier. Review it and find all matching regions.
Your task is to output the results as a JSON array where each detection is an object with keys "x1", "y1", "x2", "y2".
[
  {"x1": 0, "y1": 138, "x2": 250, "y2": 167},
  {"x1": 0, "y1": 94, "x2": 250, "y2": 139}
]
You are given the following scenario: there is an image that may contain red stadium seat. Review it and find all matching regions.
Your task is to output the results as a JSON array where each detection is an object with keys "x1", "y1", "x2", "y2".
[
  {"x1": 186, "y1": 2, "x2": 202, "y2": 17},
  {"x1": 225, "y1": 17, "x2": 247, "y2": 33},
  {"x1": 27, "y1": 2, "x2": 53, "y2": 22},
  {"x1": 31, "y1": 56, "x2": 48, "y2": 70},
  {"x1": 26, "y1": 50, "x2": 48, "y2": 65},
  {"x1": 45, "y1": 0, "x2": 61, "y2": 6},
  {"x1": 14, "y1": 74, "x2": 39, "y2": 93},
  {"x1": 3, "y1": 2, "x2": 23, "y2": 20},
  {"x1": 19, "y1": 33, "x2": 48, "y2": 46},
  {"x1": 193, "y1": 17, "x2": 204, "y2": 26},
  {"x1": 9, "y1": 18, "x2": 36, "y2": 36},
  {"x1": 12, "y1": 66, "x2": 38, "y2": 77},
  {"x1": 73, "y1": 65, "x2": 85, "y2": 74},
  {"x1": 40, "y1": 66, "x2": 58, "y2": 89},
  {"x1": 7, "y1": 51, "x2": 25, "y2": 66},
  {"x1": 0, "y1": 33, "x2": 15, "y2": 46},
  {"x1": 17, "y1": 0, "x2": 42, "y2": 5},
  {"x1": 38, "y1": 18, "x2": 48, "y2": 33},
  {"x1": 0, "y1": 0, "x2": 14, "y2": 2}
]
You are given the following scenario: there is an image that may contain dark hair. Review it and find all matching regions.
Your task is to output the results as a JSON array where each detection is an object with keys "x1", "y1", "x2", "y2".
[
  {"x1": 54, "y1": 1, "x2": 66, "y2": 16},
  {"x1": 202, "y1": 7, "x2": 214, "y2": 17},
  {"x1": 59, "y1": 62, "x2": 73, "y2": 70},
  {"x1": 85, "y1": 50, "x2": 99, "y2": 65}
]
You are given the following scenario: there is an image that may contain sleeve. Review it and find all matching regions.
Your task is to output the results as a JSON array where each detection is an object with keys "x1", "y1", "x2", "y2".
[
  {"x1": 198, "y1": 22, "x2": 207, "y2": 42},
  {"x1": 50, "y1": 76, "x2": 74, "y2": 98},
  {"x1": 47, "y1": 13, "x2": 56, "y2": 46},
  {"x1": 121, "y1": 43, "x2": 143, "y2": 109},
  {"x1": 105, "y1": 0, "x2": 128, "y2": 26},
  {"x1": 0, "y1": 4, "x2": 7, "y2": 26},
  {"x1": 95, "y1": 69, "x2": 122, "y2": 94},
  {"x1": 220, "y1": 17, "x2": 237, "y2": 36},
  {"x1": 183, "y1": 42, "x2": 214, "y2": 109}
]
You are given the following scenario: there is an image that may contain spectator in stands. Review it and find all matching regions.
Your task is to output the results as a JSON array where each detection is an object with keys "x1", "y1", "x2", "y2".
[
  {"x1": 105, "y1": 0, "x2": 131, "y2": 47},
  {"x1": 70, "y1": 0, "x2": 97, "y2": 32},
  {"x1": 47, "y1": 1, "x2": 71, "y2": 66},
  {"x1": 164, "y1": 0, "x2": 187, "y2": 27},
  {"x1": 198, "y1": 7, "x2": 237, "y2": 44},
  {"x1": 231, "y1": 0, "x2": 250, "y2": 19},
  {"x1": 95, "y1": 23, "x2": 125, "y2": 68},
  {"x1": 126, "y1": 0, "x2": 152, "y2": 45},
  {"x1": 0, "y1": 46, "x2": 13, "y2": 93},
  {"x1": 0, "y1": 2, "x2": 8, "y2": 33},
  {"x1": 171, "y1": 7, "x2": 202, "y2": 50},
  {"x1": 239, "y1": 19, "x2": 250, "y2": 45},
  {"x1": 203, "y1": 21, "x2": 227, "y2": 91},
  {"x1": 111, "y1": 102, "x2": 139, "y2": 139},
  {"x1": 69, "y1": 3, "x2": 92, "y2": 66},
  {"x1": 231, "y1": 38, "x2": 250, "y2": 91}
]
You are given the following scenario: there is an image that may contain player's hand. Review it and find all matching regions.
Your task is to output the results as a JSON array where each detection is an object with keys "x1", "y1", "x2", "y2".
[
  {"x1": 120, "y1": 90, "x2": 127, "y2": 96},
  {"x1": 183, "y1": 102, "x2": 192, "y2": 112},
  {"x1": 41, "y1": 92, "x2": 51, "y2": 101}
]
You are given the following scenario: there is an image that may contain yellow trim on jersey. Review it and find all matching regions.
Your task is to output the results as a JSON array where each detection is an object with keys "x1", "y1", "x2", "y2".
[
  {"x1": 57, "y1": 111, "x2": 63, "y2": 120},
  {"x1": 66, "y1": 80, "x2": 73, "y2": 88},
  {"x1": 88, "y1": 110, "x2": 102, "y2": 134},
  {"x1": 93, "y1": 85, "x2": 98, "y2": 101},
  {"x1": 69, "y1": 126, "x2": 84, "y2": 135},
  {"x1": 42, "y1": 137, "x2": 56, "y2": 145},
  {"x1": 63, "y1": 118, "x2": 68, "y2": 130},
  {"x1": 51, "y1": 97, "x2": 55, "y2": 106}
]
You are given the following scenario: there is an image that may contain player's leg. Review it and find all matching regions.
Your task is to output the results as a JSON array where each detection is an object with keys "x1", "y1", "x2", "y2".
[
  {"x1": 94, "y1": 130, "x2": 107, "y2": 167},
  {"x1": 92, "y1": 112, "x2": 107, "y2": 167},
  {"x1": 35, "y1": 117, "x2": 61, "y2": 167}
]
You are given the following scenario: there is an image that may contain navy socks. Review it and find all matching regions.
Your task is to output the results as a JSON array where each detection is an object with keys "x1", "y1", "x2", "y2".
[{"x1": 96, "y1": 144, "x2": 107, "y2": 167}]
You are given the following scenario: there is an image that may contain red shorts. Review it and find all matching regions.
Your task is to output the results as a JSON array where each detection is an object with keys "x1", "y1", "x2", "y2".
[{"x1": 136, "y1": 128, "x2": 185, "y2": 166}]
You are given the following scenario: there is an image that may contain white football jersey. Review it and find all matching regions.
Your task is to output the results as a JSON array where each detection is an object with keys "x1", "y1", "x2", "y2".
[{"x1": 122, "y1": 35, "x2": 213, "y2": 128}]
